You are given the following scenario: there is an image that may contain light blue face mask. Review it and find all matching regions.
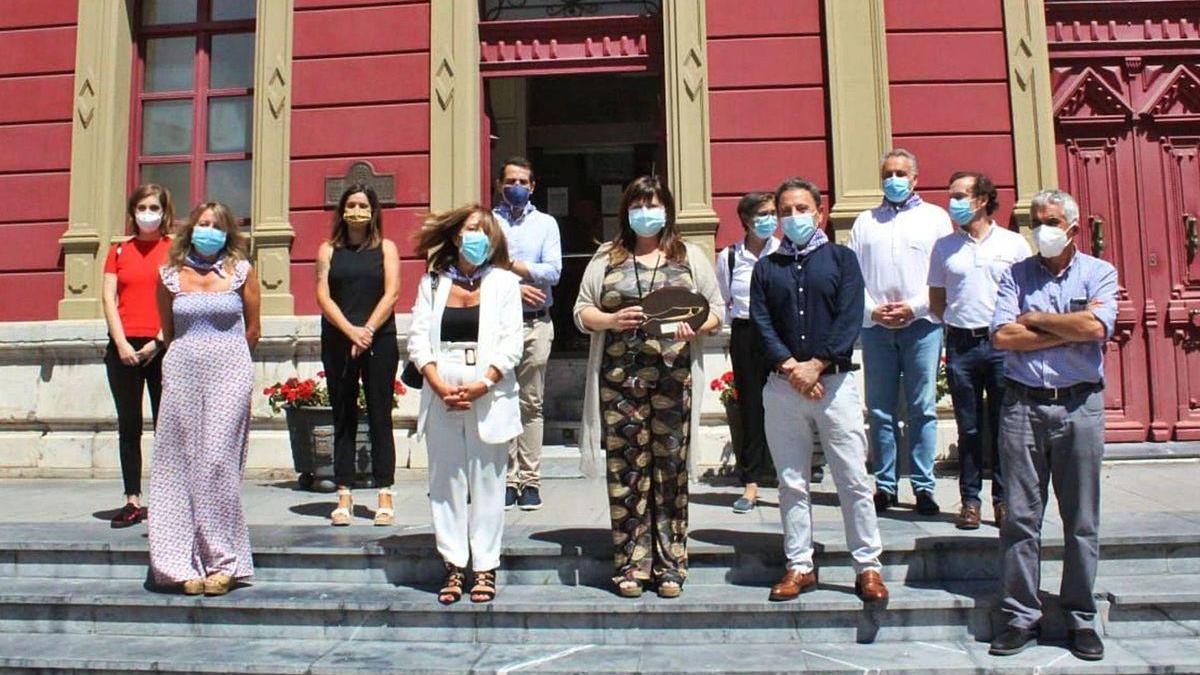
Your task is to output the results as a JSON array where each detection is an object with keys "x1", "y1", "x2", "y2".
[
  {"x1": 191, "y1": 226, "x2": 227, "y2": 257},
  {"x1": 628, "y1": 207, "x2": 667, "y2": 237},
  {"x1": 883, "y1": 176, "x2": 912, "y2": 203},
  {"x1": 752, "y1": 214, "x2": 777, "y2": 239},
  {"x1": 948, "y1": 197, "x2": 977, "y2": 226},
  {"x1": 459, "y1": 230, "x2": 492, "y2": 266},
  {"x1": 782, "y1": 213, "x2": 817, "y2": 247}
]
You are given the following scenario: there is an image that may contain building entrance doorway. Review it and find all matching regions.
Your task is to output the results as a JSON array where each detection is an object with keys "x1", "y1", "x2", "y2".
[{"x1": 484, "y1": 71, "x2": 665, "y2": 446}]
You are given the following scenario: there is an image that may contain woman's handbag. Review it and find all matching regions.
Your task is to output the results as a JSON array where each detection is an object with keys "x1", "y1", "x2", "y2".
[{"x1": 399, "y1": 272, "x2": 440, "y2": 389}]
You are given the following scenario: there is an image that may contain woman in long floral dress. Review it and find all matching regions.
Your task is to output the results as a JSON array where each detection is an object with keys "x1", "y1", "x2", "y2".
[{"x1": 149, "y1": 201, "x2": 261, "y2": 596}]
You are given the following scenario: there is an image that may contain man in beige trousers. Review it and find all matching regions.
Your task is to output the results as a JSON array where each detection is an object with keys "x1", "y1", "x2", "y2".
[{"x1": 493, "y1": 156, "x2": 562, "y2": 510}]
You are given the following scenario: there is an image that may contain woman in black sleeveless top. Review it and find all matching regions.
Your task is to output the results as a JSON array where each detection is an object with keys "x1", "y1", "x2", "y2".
[{"x1": 315, "y1": 183, "x2": 401, "y2": 526}]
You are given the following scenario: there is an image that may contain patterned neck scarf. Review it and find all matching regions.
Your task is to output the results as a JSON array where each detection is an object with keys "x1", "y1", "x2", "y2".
[
  {"x1": 184, "y1": 251, "x2": 228, "y2": 278},
  {"x1": 778, "y1": 228, "x2": 830, "y2": 258},
  {"x1": 445, "y1": 263, "x2": 489, "y2": 286},
  {"x1": 882, "y1": 192, "x2": 924, "y2": 212}
]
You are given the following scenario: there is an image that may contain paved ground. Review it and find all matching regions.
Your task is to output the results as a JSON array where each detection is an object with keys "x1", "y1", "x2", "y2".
[{"x1": 3, "y1": 459, "x2": 1195, "y2": 528}]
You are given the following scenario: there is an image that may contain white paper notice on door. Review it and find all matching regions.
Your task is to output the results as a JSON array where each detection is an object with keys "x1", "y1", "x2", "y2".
[{"x1": 547, "y1": 187, "x2": 569, "y2": 217}]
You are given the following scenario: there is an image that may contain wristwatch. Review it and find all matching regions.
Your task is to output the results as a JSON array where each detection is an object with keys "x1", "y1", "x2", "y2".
[{"x1": 154, "y1": 338, "x2": 165, "y2": 351}]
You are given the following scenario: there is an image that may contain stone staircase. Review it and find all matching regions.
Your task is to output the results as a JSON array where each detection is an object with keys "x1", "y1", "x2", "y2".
[{"x1": 0, "y1": 514, "x2": 1198, "y2": 672}]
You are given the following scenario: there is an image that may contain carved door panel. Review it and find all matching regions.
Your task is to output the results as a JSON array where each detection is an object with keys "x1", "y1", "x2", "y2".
[
  {"x1": 1060, "y1": 133, "x2": 1151, "y2": 441},
  {"x1": 1155, "y1": 135, "x2": 1200, "y2": 438}
]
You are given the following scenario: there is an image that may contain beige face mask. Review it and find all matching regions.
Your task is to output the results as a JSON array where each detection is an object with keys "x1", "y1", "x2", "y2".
[{"x1": 344, "y1": 208, "x2": 371, "y2": 225}]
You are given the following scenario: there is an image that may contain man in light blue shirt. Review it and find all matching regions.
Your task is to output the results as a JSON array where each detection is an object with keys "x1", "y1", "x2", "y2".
[
  {"x1": 988, "y1": 189, "x2": 1117, "y2": 662},
  {"x1": 493, "y1": 156, "x2": 562, "y2": 511}
]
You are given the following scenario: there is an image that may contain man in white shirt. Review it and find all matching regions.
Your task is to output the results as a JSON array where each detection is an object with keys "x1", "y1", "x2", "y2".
[
  {"x1": 716, "y1": 192, "x2": 780, "y2": 514},
  {"x1": 848, "y1": 148, "x2": 953, "y2": 517},
  {"x1": 492, "y1": 157, "x2": 562, "y2": 511},
  {"x1": 929, "y1": 172, "x2": 1031, "y2": 531}
]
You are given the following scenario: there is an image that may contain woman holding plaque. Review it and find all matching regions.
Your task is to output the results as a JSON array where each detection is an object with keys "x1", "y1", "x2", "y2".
[{"x1": 573, "y1": 176, "x2": 723, "y2": 599}]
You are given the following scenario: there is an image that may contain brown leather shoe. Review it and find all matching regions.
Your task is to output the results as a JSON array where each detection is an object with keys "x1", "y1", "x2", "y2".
[
  {"x1": 994, "y1": 502, "x2": 1007, "y2": 529},
  {"x1": 769, "y1": 568, "x2": 817, "y2": 601},
  {"x1": 956, "y1": 504, "x2": 981, "y2": 530},
  {"x1": 855, "y1": 570, "x2": 889, "y2": 603}
]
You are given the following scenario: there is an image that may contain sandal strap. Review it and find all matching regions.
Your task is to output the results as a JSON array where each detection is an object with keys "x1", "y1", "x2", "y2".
[
  {"x1": 375, "y1": 507, "x2": 395, "y2": 517},
  {"x1": 331, "y1": 507, "x2": 351, "y2": 517},
  {"x1": 337, "y1": 487, "x2": 352, "y2": 496}
]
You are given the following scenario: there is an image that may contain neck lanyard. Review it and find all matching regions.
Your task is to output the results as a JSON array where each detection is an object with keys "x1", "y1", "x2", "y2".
[{"x1": 633, "y1": 252, "x2": 662, "y2": 302}]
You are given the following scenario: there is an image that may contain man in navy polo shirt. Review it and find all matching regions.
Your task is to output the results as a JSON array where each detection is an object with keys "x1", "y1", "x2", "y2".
[{"x1": 749, "y1": 177, "x2": 886, "y2": 604}]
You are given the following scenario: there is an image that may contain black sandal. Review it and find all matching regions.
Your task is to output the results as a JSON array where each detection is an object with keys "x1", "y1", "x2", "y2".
[
  {"x1": 615, "y1": 570, "x2": 644, "y2": 598},
  {"x1": 470, "y1": 569, "x2": 497, "y2": 603},
  {"x1": 438, "y1": 563, "x2": 466, "y2": 605}
]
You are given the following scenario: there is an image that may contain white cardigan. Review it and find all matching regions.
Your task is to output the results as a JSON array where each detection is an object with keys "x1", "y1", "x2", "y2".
[
  {"x1": 408, "y1": 267, "x2": 525, "y2": 445},
  {"x1": 572, "y1": 242, "x2": 724, "y2": 477}
]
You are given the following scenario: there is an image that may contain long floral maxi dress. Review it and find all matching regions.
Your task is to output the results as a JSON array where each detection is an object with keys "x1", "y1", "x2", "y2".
[
  {"x1": 148, "y1": 260, "x2": 255, "y2": 585},
  {"x1": 599, "y1": 256, "x2": 694, "y2": 586}
]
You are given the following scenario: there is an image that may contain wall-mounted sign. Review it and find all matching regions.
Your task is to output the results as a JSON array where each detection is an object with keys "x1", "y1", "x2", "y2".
[{"x1": 324, "y1": 160, "x2": 396, "y2": 207}]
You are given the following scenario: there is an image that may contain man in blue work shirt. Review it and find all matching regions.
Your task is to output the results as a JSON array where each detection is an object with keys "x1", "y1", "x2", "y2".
[
  {"x1": 749, "y1": 177, "x2": 887, "y2": 605},
  {"x1": 988, "y1": 189, "x2": 1118, "y2": 662},
  {"x1": 493, "y1": 156, "x2": 562, "y2": 511}
]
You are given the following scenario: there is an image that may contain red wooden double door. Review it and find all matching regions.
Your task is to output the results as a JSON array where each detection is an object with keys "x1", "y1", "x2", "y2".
[{"x1": 1050, "y1": 10, "x2": 1200, "y2": 441}]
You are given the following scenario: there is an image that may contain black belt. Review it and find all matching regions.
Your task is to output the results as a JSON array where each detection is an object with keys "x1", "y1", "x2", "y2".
[
  {"x1": 775, "y1": 362, "x2": 859, "y2": 376},
  {"x1": 523, "y1": 308, "x2": 549, "y2": 320},
  {"x1": 947, "y1": 325, "x2": 990, "y2": 339},
  {"x1": 1005, "y1": 378, "x2": 1103, "y2": 404}
]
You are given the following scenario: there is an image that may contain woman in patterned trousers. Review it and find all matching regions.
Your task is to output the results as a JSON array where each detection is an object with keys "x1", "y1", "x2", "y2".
[{"x1": 574, "y1": 176, "x2": 723, "y2": 598}]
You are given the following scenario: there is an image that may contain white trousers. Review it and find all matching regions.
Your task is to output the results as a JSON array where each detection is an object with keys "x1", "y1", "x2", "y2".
[
  {"x1": 763, "y1": 370, "x2": 883, "y2": 574},
  {"x1": 426, "y1": 349, "x2": 508, "y2": 570}
]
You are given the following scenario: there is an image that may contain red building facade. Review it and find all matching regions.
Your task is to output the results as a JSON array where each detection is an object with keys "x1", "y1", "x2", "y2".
[{"x1": 0, "y1": 0, "x2": 1197, "y2": 447}]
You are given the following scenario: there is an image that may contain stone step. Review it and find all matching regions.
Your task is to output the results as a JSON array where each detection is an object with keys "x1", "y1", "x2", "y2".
[
  {"x1": 0, "y1": 574, "x2": 1196, "y2": 645},
  {"x1": 539, "y1": 442, "x2": 584, "y2": 479},
  {"x1": 2, "y1": 514, "x2": 1197, "y2": 586},
  {"x1": 2, "y1": 632, "x2": 1198, "y2": 674}
]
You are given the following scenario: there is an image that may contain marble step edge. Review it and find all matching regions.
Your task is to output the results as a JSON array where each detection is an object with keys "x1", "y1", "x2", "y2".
[
  {"x1": 0, "y1": 632, "x2": 1198, "y2": 675},
  {"x1": 0, "y1": 575, "x2": 1192, "y2": 615},
  {"x1": 1, "y1": 518, "x2": 1198, "y2": 557}
]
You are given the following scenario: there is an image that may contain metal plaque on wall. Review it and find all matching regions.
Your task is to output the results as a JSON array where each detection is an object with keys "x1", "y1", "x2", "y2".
[{"x1": 325, "y1": 161, "x2": 396, "y2": 206}]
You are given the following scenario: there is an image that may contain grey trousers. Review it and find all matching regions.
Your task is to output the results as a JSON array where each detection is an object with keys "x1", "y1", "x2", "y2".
[
  {"x1": 508, "y1": 315, "x2": 553, "y2": 489},
  {"x1": 998, "y1": 386, "x2": 1104, "y2": 631}
]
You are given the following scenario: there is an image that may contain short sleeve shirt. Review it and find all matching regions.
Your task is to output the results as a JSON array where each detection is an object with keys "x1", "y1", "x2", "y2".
[
  {"x1": 928, "y1": 223, "x2": 1032, "y2": 329},
  {"x1": 103, "y1": 237, "x2": 172, "y2": 338}
]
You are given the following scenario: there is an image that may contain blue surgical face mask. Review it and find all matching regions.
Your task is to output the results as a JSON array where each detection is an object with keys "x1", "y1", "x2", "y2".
[
  {"x1": 948, "y1": 197, "x2": 977, "y2": 226},
  {"x1": 752, "y1": 214, "x2": 777, "y2": 240},
  {"x1": 502, "y1": 184, "x2": 531, "y2": 209},
  {"x1": 628, "y1": 207, "x2": 667, "y2": 238},
  {"x1": 459, "y1": 230, "x2": 492, "y2": 266},
  {"x1": 883, "y1": 176, "x2": 912, "y2": 203},
  {"x1": 191, "y1": 226, "x2": 227, "y2": 257},
  {"x1": 781, "y1": 213, "x2": 817, "y2": 247}
]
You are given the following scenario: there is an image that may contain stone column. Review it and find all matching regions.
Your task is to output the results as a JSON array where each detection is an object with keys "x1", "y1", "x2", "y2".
[
  {"x1": 1003, "y1": 0, "x2": 1058, "y2": 234},
  {"x1": 662, "y1": 0, "x2": 719, "y2": 259},
  {"x1": 251, "y1": 0, "x2": 296, "y2": 315},
  {"x1": 429, "y1": 1, "x2": 481, "y2": 211},
  {"x1": 59, "y1": 0, "x2": 134, "y2": 319},
  {"x1": 823, "y1": 0, "x2": 893, "y2": 239}
]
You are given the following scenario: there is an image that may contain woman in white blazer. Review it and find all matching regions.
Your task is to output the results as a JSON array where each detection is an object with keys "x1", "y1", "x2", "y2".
[{"x1": 408, "y1": 204, "x2": 524, "y2": 605}]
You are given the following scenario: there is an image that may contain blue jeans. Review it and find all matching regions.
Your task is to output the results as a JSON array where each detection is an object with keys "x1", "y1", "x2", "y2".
[
  {"x1": 945, "y1": 328, "x2": 1006, "y2": 506},
  {"x1": 861, "y1": 319, "x2": 942, "y2": 494}
]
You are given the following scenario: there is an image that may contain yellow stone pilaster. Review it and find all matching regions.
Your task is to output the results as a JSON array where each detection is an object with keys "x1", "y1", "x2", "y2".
[
  {"x1": 250, "y1": 0, "x2": 296, "y2": 315},
  {"x1": 1003, "y1": 0, "x2": 1058, "y2": 234},
  {"x1": 823, "y1": 0, "x2": 893, "y2": 239},
  {"x1": 59, "y1": 0, "x2": 134, "y2": 319},
  {"x1": 662, "y1": 0, "x2": 718, "y2": 259},
  {"x1": 429, "y1": 1, "x2": 481, "y2": 211}
]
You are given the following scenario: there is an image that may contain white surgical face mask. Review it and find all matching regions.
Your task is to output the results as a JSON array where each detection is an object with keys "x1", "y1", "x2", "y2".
[
  {"x1": 1034, "y1": 224, "x2": 1072, "y2": 258},
  {"x1": 135, "y1": 211, "x2": 163, "y2": 232}
]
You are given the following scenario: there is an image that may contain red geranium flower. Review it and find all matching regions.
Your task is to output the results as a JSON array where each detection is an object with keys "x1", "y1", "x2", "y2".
[
  {"x1": 317, "y1": 370, "x2": 326, "y2": 378},
  {"x1": 721, "y1": 371, "x2": 734, "y2": 384}
]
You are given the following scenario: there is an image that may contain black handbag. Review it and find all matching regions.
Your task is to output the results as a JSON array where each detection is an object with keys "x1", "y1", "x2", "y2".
[{"x1": 400, "y1": 272, "x2": 439, "y2": 389}]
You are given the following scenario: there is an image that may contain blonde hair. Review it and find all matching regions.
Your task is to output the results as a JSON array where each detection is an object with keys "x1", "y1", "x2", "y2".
[
  {"x1": 412, "y1": 204, "x2": 511, "y2": 272},
  {"x1": 167, "y1": 201, "x2": 249, "y2": 273}
]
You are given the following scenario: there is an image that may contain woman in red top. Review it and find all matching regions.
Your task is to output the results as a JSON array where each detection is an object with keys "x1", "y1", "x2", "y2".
[{"x1": 101, "y1": 184, "x2": 174, "y2": 527}]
